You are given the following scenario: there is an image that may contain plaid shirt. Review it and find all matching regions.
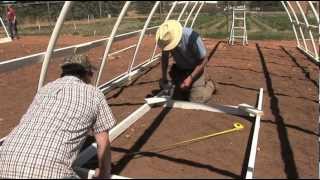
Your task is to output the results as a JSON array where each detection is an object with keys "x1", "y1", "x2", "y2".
[{"x1": 0, "y1": 76, "x2": 116, "y2": 178}]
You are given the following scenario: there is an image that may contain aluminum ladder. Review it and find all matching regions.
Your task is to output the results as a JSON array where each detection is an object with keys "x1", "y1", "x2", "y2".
[{"x1": 228, "y1": 5, "x2": 248, "y2": 45}]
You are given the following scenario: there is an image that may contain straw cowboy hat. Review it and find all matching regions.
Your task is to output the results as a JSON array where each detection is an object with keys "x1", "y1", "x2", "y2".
[{"x1": 156, "y1": 20, "x2": 183, "y2": 51}]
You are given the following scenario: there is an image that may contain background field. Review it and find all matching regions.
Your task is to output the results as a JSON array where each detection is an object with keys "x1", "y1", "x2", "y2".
[
  {"x1": 4, "y1": 13, "x2": 302, "y2": 40},
  {"x1": 1, "y1": 1, "x2": 317, "y2": 40}
]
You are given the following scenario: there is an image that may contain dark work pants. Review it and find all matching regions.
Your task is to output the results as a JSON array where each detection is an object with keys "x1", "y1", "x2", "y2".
[{"x1": 8, "y1": 21, "x2": 18, "y2": 39}]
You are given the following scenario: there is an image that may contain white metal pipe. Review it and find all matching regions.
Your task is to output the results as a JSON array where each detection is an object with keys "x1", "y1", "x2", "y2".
[
  {"x1": 295, "y1": 1, "x2": 318, "y2": 60},
  {"x1": 0, "y1": 17, "x2": 11, "y2": 40},
  {"x1": 286, "y1": 1, "x2": 308, "y2": 52},
  {"x1": 297, "y1": 46, "x2": 319, "y2": 62},
  {"x1": 245, "y1": 88, "x2": 264, "y2": 179},
  {"x1": 110, "y1": 104, "x2": 151, "y2": 142},
  {"x1": 95, "y1": 1, "x2": 131, "y2": 86},
  {"x1": 0, "y1": 22, "x2": 161, "y2": 73},
  {"x1": 0, "y1": 37, "x2": 109, "y2": 72},
  {"x1": 244, "y1": 6, "x2": 248, "y2": 45},
  {"x1": 298, "y1": 44, "x2": 316, "y2": 56},
  {"x1": 0, "y1": 26, "x2": 159, "y2": 75},
  {"x1": 113, "y1": 25, "x2": 160, "y2": 40},
  {"x1": 308, "y1": 1, "x2": 319, "y2": 24},
  {"x1": 127, "y1": 1, "x2": 160, "y2": 76},
  {"x1": 177, "y1": 2, "x2": 190, "y2": 22},
  {"x1": 74, "y1": 103, "x2": 152, "y2": 167},
  {"x1": 147, "y1": 25, "x2": 161, "y2": 31},
  {"x1": 163, "y1": 100, "x2": 248, "y2": 117},
  {"x1": 37, "y1": 1, "x2": 73, "y2": 90},
  {"x1": 165, "y1": 1, "x2": 178, "y2": 21},
  {"x1": 229, "y1": 7, "x2": 235, "y2": 44},
  {"x1": 99, "y1": 54, "x2": 161, "y2": 94},
  {"x1": 292, "y1": 22, "x2": 318, "y2": 29},
  {"x1": 108, "y1": 44, "x2": 137, "y2": 58},
  {"x1": 291, "y1": 21, "x2": 318, "y2": 28},
  {"x1": 191, "y1": 1, "x2": 205, "y2": 28},
  {"x1": 281, "y1": 1, "x2": 300, "y2": 46},
  {"x1": 184, "y1": 1, "x2": 199, "y2": 27}
]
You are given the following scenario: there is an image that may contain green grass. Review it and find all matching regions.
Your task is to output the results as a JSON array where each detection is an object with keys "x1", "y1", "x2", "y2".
[
  {"x1": 19, "y1": 13, "x2": 300, "y2": 40},
  {"x1": 247, "y1": 15, "x2": 272, "y2": 31},
  {"x1": 253, "y1": 14, "x2": 292, "y2": 31},
  {"x1": 197, "y1": 14, "x2": 297, "y2": 40},
  {"x1": 193, "y1": 14, "x2": 216, "y2": 27},
  {"x1": 200, "y1": 31, "x2": 229, "y2": 39},
  {"x1": 248, "y1": 31, "x2": 295, "y2": 40}
]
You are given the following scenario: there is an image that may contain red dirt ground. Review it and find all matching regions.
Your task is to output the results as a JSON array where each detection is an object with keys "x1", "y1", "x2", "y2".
[{"x1": 0, "y1": 35, "x2": 318, "y2": 178}]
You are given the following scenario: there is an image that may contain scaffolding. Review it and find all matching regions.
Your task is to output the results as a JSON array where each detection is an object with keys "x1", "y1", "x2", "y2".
[{"x1": 228, "y1": 4, "x2": 248, "y2": 45}]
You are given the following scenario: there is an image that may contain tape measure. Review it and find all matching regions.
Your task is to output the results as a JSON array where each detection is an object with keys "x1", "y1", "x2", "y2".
[{"x1": 114, "y1": 122, "x2": 244, "y2": 161}]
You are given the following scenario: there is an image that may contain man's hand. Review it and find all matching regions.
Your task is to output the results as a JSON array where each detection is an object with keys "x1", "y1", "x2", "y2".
[
  {"x1": 94, "y1": 168, "x2": 101, "y2": 178},
  {"x1": 94, "y1": 168, "x2": 99, "y2": 176},
  {"x1": 180, "y1": 76, "x2": 192, "y2": 90}
]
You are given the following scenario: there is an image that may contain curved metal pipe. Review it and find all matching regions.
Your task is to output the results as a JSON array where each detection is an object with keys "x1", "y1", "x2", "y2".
[
  {"x1": 177, "y1": 2, "x2": 190, "y2": 22},
  {"x1": 184, "y1": 2, "x2": 199, "y2": 27},
  {"x1": 295, "y1": 1, "x2": 318, "y2": 59},
  {"x1": 0, "y1": 17, "x2": 11, "y2": 40},
  {"x1": 95, "y1": 1, "x2": 131, "y2": 86},
  {"x1": 127, "y1": 1, "x2": 160, "y2": 76},
  {"x1": 281, "y1": 1, "x2": 300, "y2": 46},
  {"x1": 308, "y1": 1, "x2": 319, "y2": 23},
  {"x1": 286, "y1": 1, "x2": 308, "y2": 51},
  {"x1": 165, "y1": 1, "x2": 178, "y2": 21},
  {"x1": 191, "y1": 1, "x2": 205, "y2": 28},
  {"x1": 37, "y1": 1, "x2": 73, "y2": 90}
]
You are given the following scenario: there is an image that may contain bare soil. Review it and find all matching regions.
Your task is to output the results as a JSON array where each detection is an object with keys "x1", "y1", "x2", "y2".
[{"x1": 0, "y1": 35, "x2": 318, "y2": 178}]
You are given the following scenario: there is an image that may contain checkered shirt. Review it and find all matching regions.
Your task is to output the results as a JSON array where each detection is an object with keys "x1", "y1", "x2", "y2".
[{"x1": 0, "y1": 76, "x2": 116, "y2": 178}]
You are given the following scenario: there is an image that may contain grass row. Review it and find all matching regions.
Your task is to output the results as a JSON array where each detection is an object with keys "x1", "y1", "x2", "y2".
[{"x1": 18, "y1": 13, "x2": 300, "y2": 40}]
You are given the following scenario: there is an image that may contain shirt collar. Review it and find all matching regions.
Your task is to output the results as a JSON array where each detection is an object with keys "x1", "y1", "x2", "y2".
[{"x1": 62, "y1": 75, "x2": 83, "y2": 83}]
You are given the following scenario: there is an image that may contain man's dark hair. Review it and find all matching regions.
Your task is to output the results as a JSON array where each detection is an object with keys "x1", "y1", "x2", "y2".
[
  {"x1": 60, "y1": 63, "x2": 90, "y2": 80},
  {"x1": 60, "y1": 54, "x2": 94, "y2": 81}
]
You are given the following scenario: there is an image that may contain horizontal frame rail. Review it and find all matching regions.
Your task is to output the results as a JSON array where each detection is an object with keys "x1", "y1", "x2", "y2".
[
  {"x1": 245, "y1": 88, "x2": 264, "y2": 179},
  {"x1": 0, "y1": 25, "x2": 160, "y2": 74}
]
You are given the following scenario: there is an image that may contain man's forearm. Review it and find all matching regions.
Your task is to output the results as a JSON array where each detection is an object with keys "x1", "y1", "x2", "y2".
[
  {"x1": 95, "y1": 132, "x2": 111, "y2": 178},
  {"x1": 190, "y1": 57, "x2": 208, "y2": 80},
  {"x1": 161, "y1": 53, "x2": 169, "y2": 81},
  {"x1": 97, "y1": 142, "x2": 111, "y2": 178}
]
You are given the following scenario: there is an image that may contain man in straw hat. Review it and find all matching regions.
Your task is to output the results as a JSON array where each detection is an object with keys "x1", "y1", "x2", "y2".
[
  {"x1": 156, "y1": 20, "x2": 215, "y2": 103},
  {"x1": 0, "y1": 54, "x2": 116, "y2": 179}
]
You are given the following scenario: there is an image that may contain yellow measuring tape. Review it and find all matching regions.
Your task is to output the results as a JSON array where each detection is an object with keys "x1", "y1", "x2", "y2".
[{"x1": 115, "y1": 123, "x2": 244, "y2": 160}]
